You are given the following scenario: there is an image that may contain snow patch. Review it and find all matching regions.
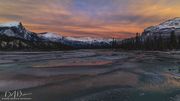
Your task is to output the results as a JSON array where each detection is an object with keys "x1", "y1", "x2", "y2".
[
  {"x1": 158, "y1": 18, "x2": 180, "y2": 29},
  {"x1": 41, "y1": 32, "x2": 63, "y2": 39},
  {"x1": 39, "y1": 32, "x2": 63, "y2": 42},
  {"x1": 0, "y1": 22, "x2": 21, "y2": 28},
  {"x1": 144, "y1": 17, "x2": 180, "y2": 33},
  {"x1": 65, "y1": 37, "x2": 113, "y2": 43}
]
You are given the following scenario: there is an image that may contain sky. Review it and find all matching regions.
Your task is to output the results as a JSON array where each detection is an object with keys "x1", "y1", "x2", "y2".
[{"x1": 0, "y1": 0, "x2": 180, "y2": 39}]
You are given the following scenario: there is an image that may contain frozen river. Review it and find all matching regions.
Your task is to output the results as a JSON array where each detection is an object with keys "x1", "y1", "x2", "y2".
[{"x1": 0, "y1": 49, "x2": 179, "y2": 101}]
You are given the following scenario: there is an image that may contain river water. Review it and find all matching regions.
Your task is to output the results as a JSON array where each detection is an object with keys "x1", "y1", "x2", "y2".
[{"x1": 0, "y1": 49, "x2": 179, "y2": 101}]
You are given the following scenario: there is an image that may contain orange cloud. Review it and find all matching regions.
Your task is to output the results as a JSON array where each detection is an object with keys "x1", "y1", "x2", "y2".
[{"x1": 0, "y1": 0, "x2": 180, "y2": 39}]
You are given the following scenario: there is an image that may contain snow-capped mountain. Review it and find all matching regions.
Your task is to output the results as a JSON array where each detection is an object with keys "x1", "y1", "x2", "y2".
[
  {"x1": 38, "y1": 32, "x2": 113, "y2": 48},
  {"x1": 0, "y1": 22, "x2": 40, "y2": 41},
  {"x1": 39, "y1": 32, "x2": 112, "y2": 43},
  {"x1": 0, "y1": 22, "x2": 115, "y2": 50},
  {"x1": 62, "y1": 36, "x2": 113, "y2": 48},
  {"x1": 38, "y1": 32, "x2": 63, "y2": 42},
  {"x1": 0, "y1": 22, "x2": 73, "y2": 50},
  {"x1": 143, "y1": 17, "x2": 180, "y2": 37},
  {"x1": 120, "y1": 17, "x2": 180, "y2": 50},
  {"x1": 65, "y1": 37, "x2": 113, "y2": 43}
]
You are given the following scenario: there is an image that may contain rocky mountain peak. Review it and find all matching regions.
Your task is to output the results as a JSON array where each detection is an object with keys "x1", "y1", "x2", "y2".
[{"x1": 143, "y1": 17, "x2": 180, "y2": 37}]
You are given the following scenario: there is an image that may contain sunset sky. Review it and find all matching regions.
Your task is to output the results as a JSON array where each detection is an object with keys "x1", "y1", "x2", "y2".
[{"x1": 0, "y1": 0, "x2": 180, "y2": 39}]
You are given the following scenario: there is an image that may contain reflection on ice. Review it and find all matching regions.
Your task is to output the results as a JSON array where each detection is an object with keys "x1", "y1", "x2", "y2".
[
  {"x1": 32, "y1": 59, "x2": 112, "y2": 68},
  {"x1": 0, "y1": 50, "x2": 179, "y2": 101}
]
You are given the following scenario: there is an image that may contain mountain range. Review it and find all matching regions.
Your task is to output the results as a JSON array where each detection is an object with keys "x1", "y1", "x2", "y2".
[
  {"x1": 0, "y1": 17, "x2": 180, "y2": 50},
  {"x1": 0, "y1": 22, "x2": 114, "y2": 50}
]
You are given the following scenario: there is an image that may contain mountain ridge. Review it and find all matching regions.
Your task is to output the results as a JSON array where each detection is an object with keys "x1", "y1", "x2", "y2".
[
  {"x1": 0, "y1": 22, "x2": 115, "y2": 50},
  {"x1": 143, "y1": 17, "x2": 180, "y2": 37},
  {"x1": 121, "y1": 17, "x2": 180, "y2": 50}
]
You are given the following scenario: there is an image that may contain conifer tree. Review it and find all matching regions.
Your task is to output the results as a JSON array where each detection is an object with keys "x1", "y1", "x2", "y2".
[{"x1": 170, "y1": 30, "x2": 177, "y2": 49}]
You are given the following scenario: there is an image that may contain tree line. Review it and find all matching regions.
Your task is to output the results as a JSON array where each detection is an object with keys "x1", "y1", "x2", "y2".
[{"x1": 119, "y1": 30, "x2": 180, "y2": 50}]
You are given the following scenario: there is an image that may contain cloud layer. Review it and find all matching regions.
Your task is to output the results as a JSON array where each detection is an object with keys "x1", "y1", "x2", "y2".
[{"x1": 0, "y1": 0, "x2": 180, "y2": 38}]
